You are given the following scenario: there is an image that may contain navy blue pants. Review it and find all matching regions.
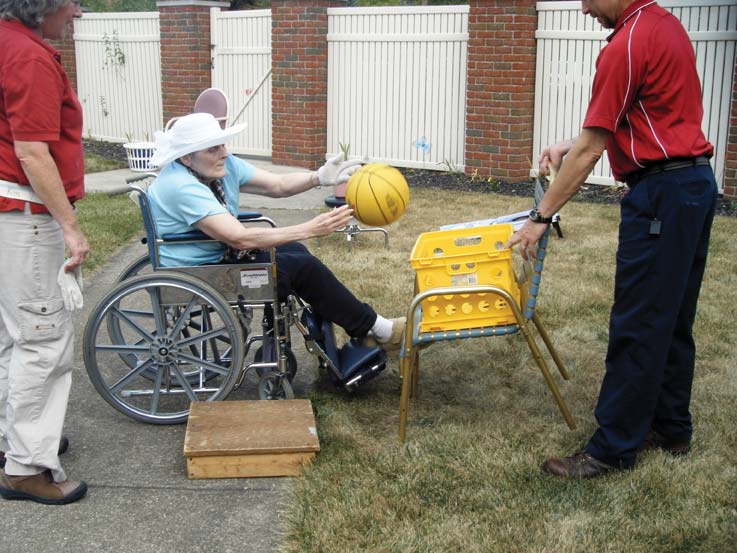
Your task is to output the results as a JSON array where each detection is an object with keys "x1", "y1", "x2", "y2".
[
  {"x1": 273, "y1": 242, "x2": 377, "y2": 338},
  {"x1": 585, "y1": 165, "x2": 717, "y2": 469}
]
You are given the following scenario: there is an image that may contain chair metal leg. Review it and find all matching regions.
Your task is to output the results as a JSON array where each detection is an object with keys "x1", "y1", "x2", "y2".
[
  {"x1": 409, "y1": 348, "x2": 420, "y2": 399},
  {"x1": 531, "y1": 313, "x2": 570, "y2": 380},
  {"x1": 398, "y1": 354, "x2": 412, "y2": 442},
  {"x1": 517, "y1": 320, "x2": 576, "y2": 430}
]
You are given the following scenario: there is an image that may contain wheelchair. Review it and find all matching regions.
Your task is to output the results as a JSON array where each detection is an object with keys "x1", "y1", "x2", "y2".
[{"x1": 82, "y1": 177, "x2": 387, "y2": 424}]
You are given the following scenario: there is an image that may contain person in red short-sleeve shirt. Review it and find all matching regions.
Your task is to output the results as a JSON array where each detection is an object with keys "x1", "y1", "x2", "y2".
[
  {"x1": 0, "y1": 0, "x2": 89, "y2": 505},
  {"x1": 507, "y1": 0, "x2": 718, "y2": 478}
]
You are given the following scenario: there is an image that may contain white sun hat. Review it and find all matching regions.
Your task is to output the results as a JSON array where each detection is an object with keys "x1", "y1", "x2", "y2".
[{"x1": 149, "y1": 112, "x2": 246, "y2": 169}]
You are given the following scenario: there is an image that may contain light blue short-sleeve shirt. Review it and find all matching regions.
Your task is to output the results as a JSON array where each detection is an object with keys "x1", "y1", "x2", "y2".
[{"x1": 147, "y1": 155, "x2": 256, "y2": 267}]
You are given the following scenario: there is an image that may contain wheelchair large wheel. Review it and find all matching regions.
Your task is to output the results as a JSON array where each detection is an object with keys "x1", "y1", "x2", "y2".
[
  {"x1": 116, "y1": 253, "x2": 152, "y2": 283},
  {"x1": 84, "y1": 272, "x2": 244, "y2": 424},
  {"x1": 108, "y1": 253, "x2": 153, "y2": 370},
  {"x1": 107, "y1": 255, "x2": 223, "y2": 385}
]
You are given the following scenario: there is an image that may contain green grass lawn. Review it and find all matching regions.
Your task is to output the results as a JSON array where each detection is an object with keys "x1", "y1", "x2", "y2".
[
  {"x1": 77, "y1": 187, "x2": 736, "y2": 552},
  {"x1": 287, "y1": 189, "x2": 737, "y2": 553},
  {"x1": 84, "y1": 151, "x2": 128, "y2": 173},
  {"x1": 76, "y1": 192, "x2": 142, "y2": 274}
]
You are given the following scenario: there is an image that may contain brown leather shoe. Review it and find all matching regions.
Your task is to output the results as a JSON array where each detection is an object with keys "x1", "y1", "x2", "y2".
[
  {"x1": 0, "y1": 468, "x2": 87, "y2": 505},
  {"x1": 542, "y1": 451, "x2": 615, "y2": 479},
  {"x1": 0, "y1": 436, "x2": 69, "y2": 469},
  {"x1": 638, "y1": 430, "x2": 690, "y2": 456}
]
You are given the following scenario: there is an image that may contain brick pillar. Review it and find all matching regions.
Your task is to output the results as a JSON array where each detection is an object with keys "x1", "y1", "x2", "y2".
[
  {"x1": 48, "y1": 33, "x2": 77, "y2": 92},
  {"x1": 157, "y1": 1, "x2": 229, "y2": 125},
  {"x1": 271, "y1": 0, "x2": 342, "y2": 169},
  {"x1": 465, "y1": 0, "x2": 537, "y2": 181},
  {"x1": 723, "y1": 54, "x2": 737, "y2": 198}
]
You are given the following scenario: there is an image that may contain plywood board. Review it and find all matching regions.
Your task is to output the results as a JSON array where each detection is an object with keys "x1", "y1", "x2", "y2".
[{"x1": 184, "y1": 400, "x2": 320, "y2": 479}]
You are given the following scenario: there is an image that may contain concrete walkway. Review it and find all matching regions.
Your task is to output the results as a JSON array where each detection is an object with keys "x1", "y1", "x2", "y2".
[{"x1": 1, "y1": 162, "x2": 335, "y2": 553}]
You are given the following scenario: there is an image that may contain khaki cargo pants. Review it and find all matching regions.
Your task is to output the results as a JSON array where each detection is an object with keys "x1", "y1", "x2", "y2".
[{"x1": 0, "y1": 209, "x2": 73, "y2": 483}]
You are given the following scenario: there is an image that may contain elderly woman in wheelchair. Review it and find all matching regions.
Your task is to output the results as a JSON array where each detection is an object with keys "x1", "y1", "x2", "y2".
[{"x1": 83, "y1": 113, "x2": 404, "y2": 424}]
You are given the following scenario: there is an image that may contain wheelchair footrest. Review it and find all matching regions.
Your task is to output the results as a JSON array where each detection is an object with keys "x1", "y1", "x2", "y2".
[
  {"x1": 300, "y1": 308, "x2": 386, "y2": 391},
  {"x1": 337, "y1": 340, "x2": 387, "y2": 391}
]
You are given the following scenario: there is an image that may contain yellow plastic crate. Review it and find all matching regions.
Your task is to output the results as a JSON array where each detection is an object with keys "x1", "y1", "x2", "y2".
[{"x1": 410, "y1": 224, "x2": 520, "y2": 332}]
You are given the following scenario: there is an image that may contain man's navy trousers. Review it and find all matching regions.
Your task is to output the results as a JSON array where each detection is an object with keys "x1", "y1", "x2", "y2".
[{"x1": 585, "y1": 164, "x2": 718, "y2": 469}]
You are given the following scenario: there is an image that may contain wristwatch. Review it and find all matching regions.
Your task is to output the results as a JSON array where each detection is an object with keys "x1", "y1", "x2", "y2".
[{"x1": 528, "y1": 208, "x2": 553, "y2": 224}]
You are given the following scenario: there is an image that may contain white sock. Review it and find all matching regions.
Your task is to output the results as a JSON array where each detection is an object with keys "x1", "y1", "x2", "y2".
[{"x1": 371, "y1": 315, "x2": 393, "y2": 341}]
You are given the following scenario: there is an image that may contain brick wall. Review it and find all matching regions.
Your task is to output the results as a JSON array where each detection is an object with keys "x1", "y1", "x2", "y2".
[
  {"x1": 48, "y1": 35, "x2": 78, "y2": 92},
  {"x1": 465, "y1": 0, "x2": 537, "y2": 182},
  {"x1": 43, "y1": 1, "x2": 737, "y2": 197},
  {"x1": 724, "y1": 54, "x2": 737, "y2": 197},
  {"x1": 158, "y1": 2, "x2": 228, "y2": 125},
  {"x1": 270, "y1": 0, "x2": 343, "y2": 169}
]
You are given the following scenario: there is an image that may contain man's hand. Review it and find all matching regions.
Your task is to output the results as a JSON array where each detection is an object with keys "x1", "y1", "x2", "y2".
[
  {"x1": 63, "y1": 227, "x2": 90, "y2": 271},
  {"x1": 538, "y1": 139, "x2": 575, "y2": 177},
  {"x1": 306, "y1": 204, "x2": 353, "y2": 237},
  {"x1": 505, "y1": 219, "x2": 549, "y2": 261},
  {"x1": 317, "y1": 153, "x2": 362, "y2": 186}
]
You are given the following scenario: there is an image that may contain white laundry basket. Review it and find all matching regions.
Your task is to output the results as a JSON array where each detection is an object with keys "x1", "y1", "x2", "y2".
[{"x1": 123, "y1": 142, "x2": 156, "y2": 172}]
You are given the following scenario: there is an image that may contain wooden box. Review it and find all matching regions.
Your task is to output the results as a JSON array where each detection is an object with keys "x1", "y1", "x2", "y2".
[{"x1": 184, "y1": 400, "x2": 320, "y2": 479}]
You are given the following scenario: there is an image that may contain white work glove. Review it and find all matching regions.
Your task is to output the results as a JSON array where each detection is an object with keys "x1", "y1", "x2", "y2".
[
  {"x1": 317, "y1": 153, "x2": 362, "y2": 186},
  {"x1": 57, "y1": 259, "x2": 84, "y2": 312}
]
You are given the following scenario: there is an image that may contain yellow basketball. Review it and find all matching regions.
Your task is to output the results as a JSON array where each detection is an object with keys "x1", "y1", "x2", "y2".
[{"x1": 345, "y1": 163, "x2": 410, "y2": 226}]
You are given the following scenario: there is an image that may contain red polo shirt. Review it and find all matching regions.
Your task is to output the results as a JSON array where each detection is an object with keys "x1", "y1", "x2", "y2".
[
  {"x1": 583, "y1": 0, "x2": 713, "y2": 181},
  {"x1": 0, "y1": 19, "x2": 84, "y2": 214}
]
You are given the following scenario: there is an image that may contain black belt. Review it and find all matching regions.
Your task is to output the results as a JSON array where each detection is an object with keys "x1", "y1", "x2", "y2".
[{"x1": 626, "y1": 156, "x2": 710, "y2": 187}]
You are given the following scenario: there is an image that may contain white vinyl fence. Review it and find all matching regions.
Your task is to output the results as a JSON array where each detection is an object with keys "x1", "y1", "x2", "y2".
[
  {"x1": 210, "y1": 8, "x2": 272, "y2": 157},
  {"x1": 326, "y1": 6, "x2": 469, "y2": 171},
  {"x1": 74, "y1": 13, "x2": 162, "y2": 143},
  {"x1": 534, "y1": 1, "x2": 737, "y2": 189}
]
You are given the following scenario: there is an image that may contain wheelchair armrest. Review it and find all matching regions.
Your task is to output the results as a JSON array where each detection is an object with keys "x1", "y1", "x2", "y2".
[
  {"x1": 161, "y1": 213, "x2": 264, "y2": 242},
  {"x1": 237, "y1": 211, "x2": 262, "y2": 221},
  {"x1": 161, "y1": 230, "x2": 212, "y2": 242}
]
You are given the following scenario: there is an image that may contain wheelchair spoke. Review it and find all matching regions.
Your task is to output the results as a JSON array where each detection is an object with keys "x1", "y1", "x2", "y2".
[
  {"x1": 110, "y1": 358, "x2": 156, "y2": 394},
  {"x1": 169, "y1": 365, "x2": 199, "y2": 402},
  {"x1": 176, "y1": 326, "x2": 230, "y2": 348},
  {"x1": 146, "y1": 287, "x2": 168, "y2": 337},
  {"x1": 95, "y1": 344, "x2": 150, "y2": 355},
  {"x1": 176, "y1": 353, "x2": 231, "y2": 377},
  {"x1": 166, "y1": 297, "x2": 198, "y2": 340},
  {"x1": 150, "y1": 365, "x2": 164, "y2": 415},
  {"x1": 109, "y1": 305, "x2": 156, "y2": 342}
]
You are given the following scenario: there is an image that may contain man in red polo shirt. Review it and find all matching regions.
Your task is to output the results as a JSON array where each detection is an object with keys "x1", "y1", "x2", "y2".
[
  {"x1": 0, "y1": 0, "x2": 89, "y2": 504},
  {"x1": 507, "y1": 0, "x2": 718, "y2": 478}
]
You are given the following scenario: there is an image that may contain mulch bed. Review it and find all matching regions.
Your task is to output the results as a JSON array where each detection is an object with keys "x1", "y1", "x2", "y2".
[
  {"x1": 83, "y1": 139, "x2": 736, "y2": 217},
  {"x1": 84, "y1": 139, "x2": 129, "y2": 163},
  {"x1": 403, "y1": 169, "x2": 737, "y2": 218}
]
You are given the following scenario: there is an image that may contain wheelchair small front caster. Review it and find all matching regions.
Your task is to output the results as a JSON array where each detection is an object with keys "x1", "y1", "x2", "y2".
[
  {"x1": 253, "y1": 345, "x2": 297, "y2": 381},
  {"x1": 258, "y1": 372, "x2": 295, "y2": 400}
]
